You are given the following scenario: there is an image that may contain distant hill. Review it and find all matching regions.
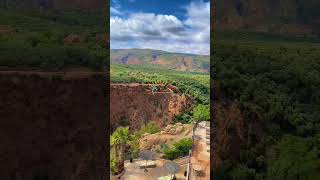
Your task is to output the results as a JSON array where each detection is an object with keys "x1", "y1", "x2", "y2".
[
  {"x1": 214, "y1": 0, "x2": 320, "y2": 37},
  {"x1": 110, "y1": 49, "x2": 210, "y2": 73}
]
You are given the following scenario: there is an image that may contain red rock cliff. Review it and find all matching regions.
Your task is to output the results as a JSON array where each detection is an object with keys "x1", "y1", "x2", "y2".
[{"x1": 110, "y1": 84, "x2": 193, "y2": 131}]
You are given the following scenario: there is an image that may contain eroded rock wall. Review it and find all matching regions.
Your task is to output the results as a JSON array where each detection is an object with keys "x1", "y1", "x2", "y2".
[
  {"x1": 0, "y1": 71, "x2": 107, "y2": 180},
  {"x1": 110, "y1": 84, "x2": 193, "y2": 131}
]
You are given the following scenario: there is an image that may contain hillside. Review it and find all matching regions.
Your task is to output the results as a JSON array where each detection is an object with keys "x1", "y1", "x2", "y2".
[
  {"x1": 212, "y1": 31, "x2": 320, "y2": 179},
  {"x1": 111, "y1": 49, "x2": 210, "y2": 73},
  {"x1": 0, "y1": 8, "x2": 107, "y2": 70},
  {"x1": 214, "y1": 0, "x2": 320, "y2": 37}
]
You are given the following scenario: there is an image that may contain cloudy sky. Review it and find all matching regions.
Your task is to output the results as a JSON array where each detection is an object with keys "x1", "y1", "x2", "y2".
[{"x1": 110, "y1": 0, "x2": 210, "y2": 55}]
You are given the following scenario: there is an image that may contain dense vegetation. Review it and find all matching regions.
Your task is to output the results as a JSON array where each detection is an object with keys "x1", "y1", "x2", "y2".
[
  {"x1": 111, "y1": 64, "x2": 209, "y2": 104},
  {"x1": 0, "y1": 8, "x2": 107, "y2": 70},
  {"x1": 213, "y1": 31, "x2": 320, "y2": 179}
]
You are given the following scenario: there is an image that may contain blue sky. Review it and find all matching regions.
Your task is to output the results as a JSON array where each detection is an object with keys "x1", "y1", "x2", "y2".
[{"x1": 110, "y1": 0, "x2": 210, "y2": 55}]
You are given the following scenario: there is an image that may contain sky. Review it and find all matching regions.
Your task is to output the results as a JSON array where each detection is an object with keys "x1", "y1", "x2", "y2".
[{"x1": 110, "y1": 0, "x2": 210, "y2": 55}]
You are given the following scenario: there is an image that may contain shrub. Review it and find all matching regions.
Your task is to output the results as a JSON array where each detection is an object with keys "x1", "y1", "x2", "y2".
[
  {"x1": 163, "y1": 138, "x2": 192, "y2": 160},
  {"x1": 192, "y1": 104, "x2": 210, "y2": 122},
  {"x1": 136, "y1": 122, "x2": 160, "y2": 137},
  {"x1": 173, "y1": 138, "x2": 192, "y2": 155},
  {"x1": 174, "y1": 112, "x2": 192, "y2": 124}
]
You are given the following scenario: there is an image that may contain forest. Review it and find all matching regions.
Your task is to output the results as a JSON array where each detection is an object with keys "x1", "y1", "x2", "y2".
[
  {"x1": 111, "y1": 64, "x2": 210, "y2": 104},
  {"x1": 0, "y1": 8, "x2": 107, "y2": 70},
  {"x1": 213, "y1": 30, "x2": 320, "y2": 179}
]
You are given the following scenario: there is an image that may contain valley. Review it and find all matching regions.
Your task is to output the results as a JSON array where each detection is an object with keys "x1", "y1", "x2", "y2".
[{"x1": 110, "y1": 54, "x2": 210, "y2": 179}]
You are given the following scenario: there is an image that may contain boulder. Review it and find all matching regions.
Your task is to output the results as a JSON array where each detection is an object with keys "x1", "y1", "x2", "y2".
[{"x1": 175, "y1": 126, "x2": 184, "y2": 134}]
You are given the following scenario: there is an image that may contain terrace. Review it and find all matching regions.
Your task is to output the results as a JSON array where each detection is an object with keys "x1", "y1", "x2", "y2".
[{"x1": 115, "y1": 158, "x2": 189, "y2": 180}]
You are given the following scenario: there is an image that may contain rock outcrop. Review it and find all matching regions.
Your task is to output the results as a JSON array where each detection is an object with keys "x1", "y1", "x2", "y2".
[
  {"x1": 212, "y1": 80, "x2": 265, "y2": 178},
  {"x1": 139, "y1": 123, "x2": 193, "y2": 151},
  {"x1": 161, "y1": 123, "x2": 185, "y2": 135},
  {"x1": 110, "y1": 84, "x2": 193, "y2": 131}
]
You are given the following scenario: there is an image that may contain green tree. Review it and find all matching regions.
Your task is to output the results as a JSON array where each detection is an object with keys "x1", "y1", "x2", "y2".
[
  {"x1": 173, "y1": 138, "x2": 192, "y2": 155},
  {"x1": 110, "y1": 127, "x2": 130, "y2": 175},
  {"x1": 163, "y1": 138, "x2": 192, "y2": 160},
  {"x1": 267, "y1": 135, "x2": 320, "y2": 180},
  {"x1": 230, "y1": 164, "x2": 257, "y2": 180},
  {"x1": 193, "y1": 104, "x2": 210, "y2": 122}
]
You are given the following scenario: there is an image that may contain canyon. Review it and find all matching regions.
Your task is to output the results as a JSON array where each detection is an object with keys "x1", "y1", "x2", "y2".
[{"x1": 110, "y1": 84, "x2": 193, "y2": 131}]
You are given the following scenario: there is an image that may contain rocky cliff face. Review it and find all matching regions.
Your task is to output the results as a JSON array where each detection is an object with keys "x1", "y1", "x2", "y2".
[
  {"x1": 0, "y1": 70, "x2": 107, "y2": 180},
  {"x1": 212, "y1": 81, "x2": 265, "y2": 177},
  {"x1": 110, "y1": 84, "x2": 193, "y2": 131}
]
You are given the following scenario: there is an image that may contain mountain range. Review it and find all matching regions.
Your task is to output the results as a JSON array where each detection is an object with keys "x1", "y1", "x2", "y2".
[{"x1": 110, "y1": 49, "x2": 210, "y2": 73}]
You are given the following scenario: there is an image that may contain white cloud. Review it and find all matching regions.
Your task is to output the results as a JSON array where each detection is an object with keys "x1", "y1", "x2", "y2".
[
  {"x1": 110, "y1": 1, "x2": 210, "y2": 55},
  {"x1": 110, "y1": 7, "x2": 122, "y2": 15},
  {"x1": 184, "y1": 1, "x2": 210, "y2": 29}
]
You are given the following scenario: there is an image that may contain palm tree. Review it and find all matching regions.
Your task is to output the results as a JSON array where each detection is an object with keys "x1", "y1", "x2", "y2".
[{"x1": 110, "y1": 127, "x2": 130, "y2": 174}]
